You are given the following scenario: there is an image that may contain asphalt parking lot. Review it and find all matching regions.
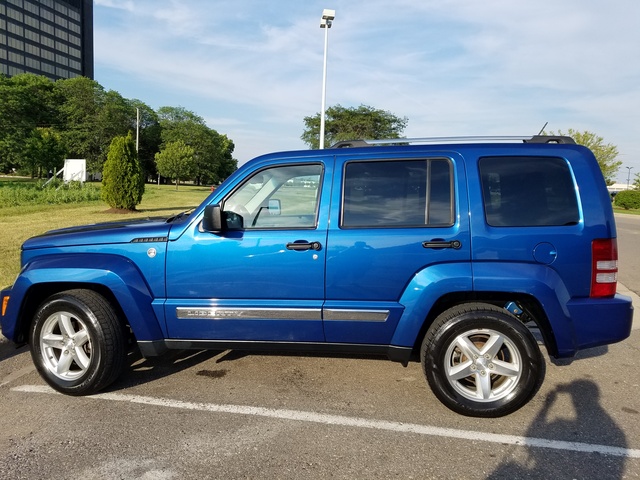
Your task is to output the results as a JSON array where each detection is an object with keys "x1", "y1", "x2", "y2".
[
  {"x1": 0, "y1": 320, "x2": 638, "y2": 479},
  {"x1": 1, "y1": 214, "x2": 639, "y2": 479}
]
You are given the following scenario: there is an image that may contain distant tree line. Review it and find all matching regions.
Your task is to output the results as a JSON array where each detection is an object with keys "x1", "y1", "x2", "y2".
[{"x1": 0, "y1": 73, "x2": 237, "y2": 185}]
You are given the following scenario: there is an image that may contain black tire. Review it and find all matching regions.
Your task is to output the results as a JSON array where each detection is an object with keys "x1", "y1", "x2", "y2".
[
  {"x1": 421, "y1": 302, "x2": 544, "y2": 417},
  {"x1": 29, "y1": 289, "x2": 126, "y2": 395}
]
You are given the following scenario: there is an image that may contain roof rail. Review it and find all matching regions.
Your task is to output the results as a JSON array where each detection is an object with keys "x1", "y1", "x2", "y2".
[{"x1": 331, "y1": 135, "x2": 576, "y2": 148}]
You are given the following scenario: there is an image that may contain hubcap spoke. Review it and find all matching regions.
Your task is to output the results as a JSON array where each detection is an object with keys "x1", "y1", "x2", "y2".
[
  {"x1": 58, "y1": 313, "x2": 77, "y2": 337},
  {"x1": 447, "y1": 360, "x2": 475, "y2": 381},
  {"x1": 74, "y1": 347, "x2": 91, "y2": 370},
  {"x1": 73, "y1": 329, "x2": 89, "y2": 348},
  {"x1": 41, "y1": 333, "x2": 64, "y2": 349},
  {"x1": 491, "y1": 358, "x2": 521, "y2": 377},
  {"x1": 476, "y1": 371, "x2": 493, "y2": 399},
  {"x1": 455, "y1": 335, "x2": 482, "y2": 360},
  {"x1": 56, "y1": 350, "x2": 74, "y2": 376},
  {"x1": 480, "y1": 333, "x2": 505, "y2": 359}
]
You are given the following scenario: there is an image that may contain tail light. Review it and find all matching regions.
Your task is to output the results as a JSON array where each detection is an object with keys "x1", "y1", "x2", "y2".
[{"x1": 591, "y1": 238, "x2": 618, "y2": 298}]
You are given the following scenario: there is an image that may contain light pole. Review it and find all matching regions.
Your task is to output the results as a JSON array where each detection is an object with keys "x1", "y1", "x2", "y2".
[
  {"x1": 319, "y1": 9, "x2": 335, "y2": 150},
  {"x1": 626, "y1": 166, "x2": 633, "y2": 190}
]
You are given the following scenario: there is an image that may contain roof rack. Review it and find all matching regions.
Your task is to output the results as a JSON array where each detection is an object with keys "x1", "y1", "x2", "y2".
[{"x1": 331, "y1": 135, "x2": 576, "y2": 149}]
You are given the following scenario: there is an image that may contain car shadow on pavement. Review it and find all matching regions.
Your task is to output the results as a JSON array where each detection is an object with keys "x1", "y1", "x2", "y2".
[
  {"x1": 107, "y1": 347, "x2": 224, "y2": 391},
  {"x1": 486, "y1": 379, "x2": 628, "y2": 479},
  {"x1": 0, "y1": 338, "x2": 28, "y2": 363}
]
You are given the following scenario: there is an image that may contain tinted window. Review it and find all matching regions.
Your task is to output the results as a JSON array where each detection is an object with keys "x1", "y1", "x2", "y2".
[
  {"x1": 480, "y1": 156, "x2": 580, "y2": 227},
  {"x1": 342, "y1": 159, "x2": 453, "y2": 228}
]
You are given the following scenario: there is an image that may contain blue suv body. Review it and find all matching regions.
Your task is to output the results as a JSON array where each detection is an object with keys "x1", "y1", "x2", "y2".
[{"x1": 1, "y1": 136, "x2": 633, "y2": 417}]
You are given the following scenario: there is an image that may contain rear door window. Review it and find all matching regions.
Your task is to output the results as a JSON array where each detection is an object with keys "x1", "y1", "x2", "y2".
[
  {"x1": 479, "y1": 156, "x2": 580, "y2": 227},
  {"x1": 341, "y1": 158, "x2": 453, "y2": 227}
]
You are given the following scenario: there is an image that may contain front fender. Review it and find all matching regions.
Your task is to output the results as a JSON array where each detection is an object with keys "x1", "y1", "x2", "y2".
[{"x1": 1, "y1": 254, "x2": 165, "y2": 343}]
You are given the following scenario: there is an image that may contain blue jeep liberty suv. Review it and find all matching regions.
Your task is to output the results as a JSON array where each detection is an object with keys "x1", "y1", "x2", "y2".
[{"x1": 0, "y1": 135, "x2": 633, "y2": 417}]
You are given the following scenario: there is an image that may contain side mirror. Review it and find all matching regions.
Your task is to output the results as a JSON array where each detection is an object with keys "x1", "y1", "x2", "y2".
[
  {"x1": 202, "y1": 205, "x2": 223, "y2": 232},
  {"x1": 268, "y1": 199, "x2": 281, "y2": 216}
]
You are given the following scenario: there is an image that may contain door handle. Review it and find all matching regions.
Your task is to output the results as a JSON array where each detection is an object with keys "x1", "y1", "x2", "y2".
[
  {"x1": 286, "y1": 241, "x2": 322, "y2": 251},
  {"x1": 422, "y1": 240, "x2": 462, "y2": 249}
]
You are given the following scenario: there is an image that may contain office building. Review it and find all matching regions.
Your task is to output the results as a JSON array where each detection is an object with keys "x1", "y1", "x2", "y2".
[{"x1": 0, "y1": 0, "x2": 93, "y2": 80}]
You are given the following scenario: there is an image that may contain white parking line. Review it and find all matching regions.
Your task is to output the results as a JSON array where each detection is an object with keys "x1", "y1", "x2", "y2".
[{"x1": 12, "y1": 384, "x2": 640, "y2": 459}]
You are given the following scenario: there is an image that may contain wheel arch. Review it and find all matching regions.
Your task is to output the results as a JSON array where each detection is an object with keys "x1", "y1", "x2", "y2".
[
  {"x1": 6, "y1": 254, "x2": 165, "y2": 346},
  {"x1": 405, "y1": 291, "x2": 559, "y2": 360}
]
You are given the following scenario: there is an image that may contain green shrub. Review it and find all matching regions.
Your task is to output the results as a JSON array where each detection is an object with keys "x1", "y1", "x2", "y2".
[
  {"x1": 0, "y1": 181, "x2": 101, "y2": 207},
  {"x1": 101, "y1": 133, "x2": 145, "y2": 210},
  {"x1": 614, "y1": 189, "x2": 640, "y2": 210}
]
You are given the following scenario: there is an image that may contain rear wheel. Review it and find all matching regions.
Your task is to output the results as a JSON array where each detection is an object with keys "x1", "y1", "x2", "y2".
[
  {"x1": 421, "y1": 302, "x2": 544, "y2": 417},
  {"x1": 29, "y1": 289, "x2": 126, "y2": 395}
]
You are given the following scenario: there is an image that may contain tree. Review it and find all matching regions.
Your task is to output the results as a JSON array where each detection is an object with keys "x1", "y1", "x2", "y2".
[
  {"x1": 155, "y1": 140, "x2": 196, "y2": 190},
  {"x1": 101, "y1": 132, "x2": 145, "y2": 210},
  {"x1": 24, "y1": 128, "x2": 67, "y2": 178},
  {"x1": 157, "y1": 106, "x2": 236, "y2": 185},
  {"x1": 0, "y1": 74, "x2": 58, "y2": 174},
  {"x1": 55, "y1": 78, "x2": 136, "y2": 176},
  {"x1": 547, "y1": 129, "x2": 620, "y2": 185},
  {"x1": 301, "y1": 104, "x2": 409, "y2": 149}
]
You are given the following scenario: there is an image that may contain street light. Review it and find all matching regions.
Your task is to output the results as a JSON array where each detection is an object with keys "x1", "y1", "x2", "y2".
[
  {"x1": 626, "y1": 166, "x2": 634, "y2": 190},
  {"x1": 319, "y1": 8, "x2": 335, "y2": 149}
]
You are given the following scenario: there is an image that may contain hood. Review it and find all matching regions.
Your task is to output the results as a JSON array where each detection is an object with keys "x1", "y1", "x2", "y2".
[{"x1": 23, "y1": 217, "x2": 173, "y2": 250}]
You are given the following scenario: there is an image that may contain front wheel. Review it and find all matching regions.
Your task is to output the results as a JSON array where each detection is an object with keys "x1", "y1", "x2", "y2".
[
  {"x1": 29, "y1": 289, "x2": 126, "y2": 395},
  {"x1": 421, "y1": 303, "x2": 544, "y2": 417}
]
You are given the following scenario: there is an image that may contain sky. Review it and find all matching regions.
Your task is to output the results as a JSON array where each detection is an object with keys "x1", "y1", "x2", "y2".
[{"x1": 93, "y1": 0, "x2": 640, "y2": 183}]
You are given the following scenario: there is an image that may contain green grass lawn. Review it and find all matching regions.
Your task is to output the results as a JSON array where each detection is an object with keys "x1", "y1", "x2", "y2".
[{"x1": 0, "y1": 183, "x2": 212, "y2": 288}]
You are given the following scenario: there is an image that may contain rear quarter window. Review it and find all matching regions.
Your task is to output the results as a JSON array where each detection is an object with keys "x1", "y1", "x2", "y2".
[{"x1": 479, "y1": 156, "x2": 580, "y2": 227}]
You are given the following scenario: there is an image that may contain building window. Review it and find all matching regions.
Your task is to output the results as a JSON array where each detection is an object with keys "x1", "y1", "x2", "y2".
[
  {"x1": 9, "y1": 65, "x2": 25, "y2": 76},
  {"x1": 8, "y1": 37, "x2": 25, "y2": 50},
  {"x1": 40, "y1": 48, "x2": 54, "y2": 61},
  {"x1": 40, "y1": 22, "x2": 54, "y2": 35},
  {"x1": 24, "y1": 1, "x2": 39, "y2": 15},
  {"x1": 25, "y1": 57, "x2": 40, "y2": 69},
  {"x1": 24, "y1": 28, "x2": 39, "y2": 42},
  {"x1": 40, "y1": 35, "x2": 54, "y2": 48},
  {"x1": 55, "y1": 15, "x2": 68, "y2": 29},
  {"x1": 55, "y1": 29, "x2": 68, "y2": 41},
  {"x1": 54, "y1": 2, "x2": 68, "y2": 15},
  {"x1": 8, "y1": 51, "x2": 25, "y2": 64},
  {"x1": 7, "y1": 0, "x2": 23, "y2": 8},
  {"x1": 55, "y1": 41, "x2": 68, "y2": 54},
  {"x1": 25, "y1": 43, "x2": 39, "y2": 55},
  {"x1": 41, "y1": 61, "x2": 55, "y2": 74},
  {"x1": 6, "y1": 7, "x2": 24, "y2": 22},
  {"x1": 40, "y1": 8, "x2": 54, "y2": 22},
  {"x1": 7, "y1": 21, "x2": 25, "y2": 36}
]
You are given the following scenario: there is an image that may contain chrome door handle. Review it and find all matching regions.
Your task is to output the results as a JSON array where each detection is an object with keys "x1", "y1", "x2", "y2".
[{"x1": 422, "y1": 240, "x2": 462, "y2": 249}]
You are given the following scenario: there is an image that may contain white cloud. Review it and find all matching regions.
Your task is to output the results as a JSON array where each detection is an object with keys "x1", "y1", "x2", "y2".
[{"x1": 93, "y1": 0, "x2": 640, "y2": 176}]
